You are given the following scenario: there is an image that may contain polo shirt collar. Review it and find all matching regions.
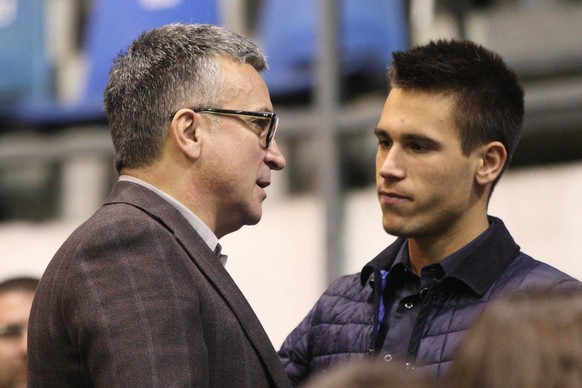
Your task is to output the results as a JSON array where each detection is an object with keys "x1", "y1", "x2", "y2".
[{"x1": 361, "y1": 216, "x2": 521, "y2": 297}]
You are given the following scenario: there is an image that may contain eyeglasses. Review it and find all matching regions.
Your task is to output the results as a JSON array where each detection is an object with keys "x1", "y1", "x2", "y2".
[
  {"x1": 171, "y1": 108, "x2": 279, "y2": 148},
  {"x1": 196, "y1": 108, "x2": 279, "y2": 148},
  {"x1": 0, "y1": 323, "x2": 25, "y2": 340}
]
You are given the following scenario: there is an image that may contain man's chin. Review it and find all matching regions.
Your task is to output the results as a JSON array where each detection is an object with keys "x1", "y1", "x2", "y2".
[
  {"x1": 382, "y1": 221, "x2": 414, "y2": 238},
  {"x1": 244, "y1": 209, "x2": 262, "y2": 226},
  {"x1": 247, "y1": 215, "x2": 262, "y2": 226},
  {"x1": 383, "y1": 226, "x2": 403, "y2": 237}
]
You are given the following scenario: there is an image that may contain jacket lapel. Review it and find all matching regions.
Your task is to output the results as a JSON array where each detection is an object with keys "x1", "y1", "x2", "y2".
[
  {"x1": 174, "y1": 229, "x2": 290, "y2": 386},
  {"x1": 105, "y1": 181, "x2": 290, "y2": 387}
]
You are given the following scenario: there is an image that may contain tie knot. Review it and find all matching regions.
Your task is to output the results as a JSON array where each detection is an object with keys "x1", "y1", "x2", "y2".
[{"x1": 213, "y1": 243, "x2": 222, "y2": 257}]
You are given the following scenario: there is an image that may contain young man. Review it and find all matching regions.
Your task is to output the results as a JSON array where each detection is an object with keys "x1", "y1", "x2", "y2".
[
  {"x1": 278, "y1": 39, "x2": 581, "y2": 384},
  {"x1": 0, "y1": 277, "x2": 38, "y2": 388},
  {"x1": 28, "y1": 24, "x2": 290, "y2": 387}
]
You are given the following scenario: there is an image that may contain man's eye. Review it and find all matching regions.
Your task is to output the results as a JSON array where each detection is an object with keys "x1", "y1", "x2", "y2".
[
  {"x1": 0, "y1": 324, "x2": 25, "y2": 338},
  {"x1": 378, "y1": 139, "x2": 392, "y2": 148},
  {"x1": 410, "y1": 143, "x2": 426, "y2": 152},
  {"x1": 250, "y1": 119, "x2": 268, "y2": 133},
  {"x1": 409, "y1": 142, "x2": 435, "y2": 153}
]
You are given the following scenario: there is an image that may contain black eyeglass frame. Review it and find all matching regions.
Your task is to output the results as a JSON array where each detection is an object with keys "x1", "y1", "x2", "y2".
[{"x1": 171, "y1": 107, "x2": 279, "y2": 148}]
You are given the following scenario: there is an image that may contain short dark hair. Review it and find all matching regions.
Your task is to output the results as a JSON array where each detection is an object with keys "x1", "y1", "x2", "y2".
[
  {"x1": 104, "y1": 23, "x2": 268, "y2": 174},
  {"x1": 388, "y1": 39, "x2": 524, "y2": 189},
  {"x1": 0, "y1": 276, "x2": 39, "y2": 294}
]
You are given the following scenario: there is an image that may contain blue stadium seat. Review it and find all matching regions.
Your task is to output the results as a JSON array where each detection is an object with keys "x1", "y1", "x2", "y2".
[
  {"x1": 257, "y1": 0, "x2": 409, "y2": 99},
  {"x1": 0, "y1": 0, "x2": 52, "y2": 108},
  {"x1": 2, "y1": 0, "x2": 220, "y2": 126}
]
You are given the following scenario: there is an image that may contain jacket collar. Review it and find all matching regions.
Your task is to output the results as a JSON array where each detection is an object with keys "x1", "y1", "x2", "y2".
[
  {"x1": 360, "y1": 237, "x2": 405, "y2": 287},
  {"x1": 360, "y1": 217, "x2": 521, "y2": 297}
]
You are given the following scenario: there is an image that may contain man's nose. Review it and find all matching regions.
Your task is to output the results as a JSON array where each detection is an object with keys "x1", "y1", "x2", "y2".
[
  {"x1": 378, "y1": 147, "x2": 405, "y2": 179},
  {"x1": 265, "y1": 139, "x2": 286, "y2": 170}
]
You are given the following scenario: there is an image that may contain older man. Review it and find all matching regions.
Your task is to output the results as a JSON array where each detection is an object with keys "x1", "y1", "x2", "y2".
[{"x1": 28, "y1": 24, "x2": 289, "y2": 387}]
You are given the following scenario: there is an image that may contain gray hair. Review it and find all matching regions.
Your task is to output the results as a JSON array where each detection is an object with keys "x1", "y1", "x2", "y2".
[{"x1": 104, "y1": 23, "x2": 268, "y2": 173}]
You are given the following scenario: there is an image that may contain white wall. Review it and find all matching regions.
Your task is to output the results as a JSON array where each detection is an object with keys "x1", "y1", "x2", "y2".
[{"x1": 1, "y1": 161, "x2": 581, "y2": 348}]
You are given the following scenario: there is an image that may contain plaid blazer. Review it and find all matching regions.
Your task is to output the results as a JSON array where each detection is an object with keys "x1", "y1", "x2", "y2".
[{"x1": 28, "y1": 181, "x2": 291, "y2": 387}]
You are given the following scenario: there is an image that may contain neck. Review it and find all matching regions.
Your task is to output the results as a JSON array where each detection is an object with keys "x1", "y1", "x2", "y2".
[{"x1": 122, "y1": 166, "x2": 217, "y2": 233}]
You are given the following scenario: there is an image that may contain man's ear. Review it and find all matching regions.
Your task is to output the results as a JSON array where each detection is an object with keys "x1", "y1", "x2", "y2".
[
  {"x1": 475, "y1": 141, "x2": 507, "y2": 186},
  {"x1": 170, "y1": 109, "x2": 202, "y2": 160}
]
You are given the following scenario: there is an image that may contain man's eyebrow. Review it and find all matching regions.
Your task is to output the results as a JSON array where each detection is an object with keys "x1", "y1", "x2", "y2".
[
  {"x1": 402, "y1": 133, "x2": 442, "y2": 149},
  {"x1": 374, "y1": 126, "x2": 388, "y2": 136},
  {"x1": 402, "y1": 133, "x2": 440, "y2": 145},
  {"x1": 373, "y1": 128, "x2": 437, "y2": 141}
]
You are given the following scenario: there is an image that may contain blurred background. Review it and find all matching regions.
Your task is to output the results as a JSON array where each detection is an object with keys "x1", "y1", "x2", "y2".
[{"x1": 1, "y1": 0, "x2": 581, "y2": 347}]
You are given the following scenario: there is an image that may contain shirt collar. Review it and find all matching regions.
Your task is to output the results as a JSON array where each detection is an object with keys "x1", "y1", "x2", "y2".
[
  {"x1": 118, "y1": 175, "x2": 221, "y2": 259},
  {"x1": 438, "y1": 221, "x2": 494, "y2": 275},
  {"x1": 361, "y1": 217, "x2": 521, "y2": 296},
  {"x1": 389, "y1": 241, "x2": 445, "y2": 282},
  {"x1": 446, "y1": 217, "x2": 520, "y2": 295}
]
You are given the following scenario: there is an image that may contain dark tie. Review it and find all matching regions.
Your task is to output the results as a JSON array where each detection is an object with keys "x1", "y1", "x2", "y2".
[
  {"x1": 213, "y1": 243, "x2": 222, "y2": 256},
  {"x1": 213, "y1": 243, "x2": 228, "y2": 266}
]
